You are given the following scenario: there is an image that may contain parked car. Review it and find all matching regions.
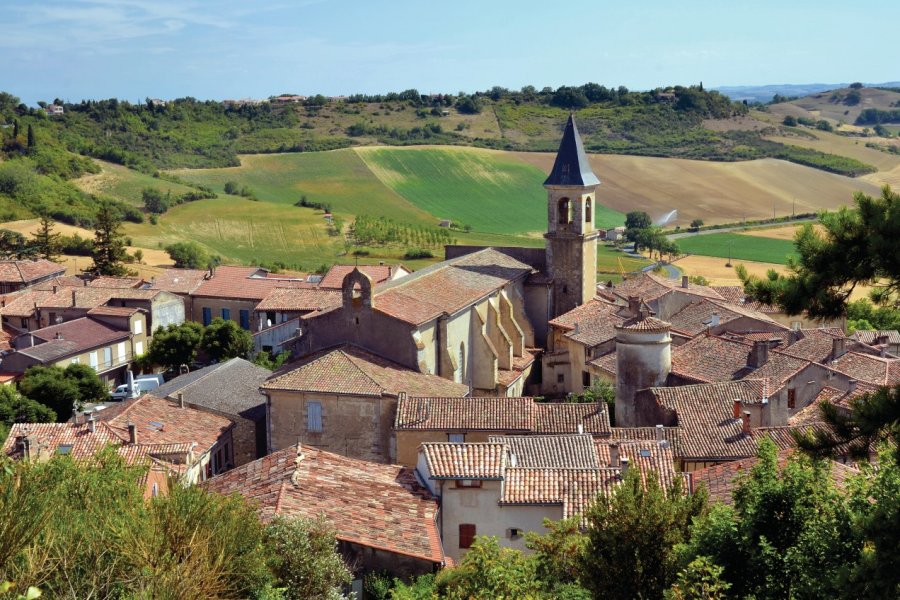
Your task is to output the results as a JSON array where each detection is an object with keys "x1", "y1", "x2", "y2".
[{"x1": 109, "y1": 376, "x2": 162, "y2": 401}]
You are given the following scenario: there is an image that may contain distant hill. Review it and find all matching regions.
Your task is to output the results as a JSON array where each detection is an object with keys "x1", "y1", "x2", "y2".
[
  {"x1": 767, "y1": 86, "x2": 900, "y2": 127},
  {"x1": 715, "y1": 82, "x2": 900, "y2": 104}
]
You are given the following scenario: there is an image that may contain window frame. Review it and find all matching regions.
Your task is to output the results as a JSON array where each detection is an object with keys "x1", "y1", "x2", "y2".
[{"x1": 459, "y1": 523, "x2": 476, "y2": 549}]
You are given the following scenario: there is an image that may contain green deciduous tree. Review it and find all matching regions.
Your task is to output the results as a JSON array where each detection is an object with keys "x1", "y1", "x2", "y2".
[
  {"x1": 0, "y1": 230, "x2": 35, "y2": 260},
  {"x1": 89, "y1": 200, "x2": 131, "y2": 276},
  {"x1": 676, "y1": 438, "x2": 860, "y2": 599},
  {"x1": 165, "y1": 241, "x2": 208, "y2": 269},
  {"x1": 580, "y1": 465, "x2": 706, "y2": 600},
  {"x1": 434, "y1": 537, "x2": 542, "y2": 599},
  {"x1": 0, "y1": 386, "x2": 56, "y2": 441},
  {"x1": 148, "y1": 321, "x2": 204, "y2": 372},
  {"x1": 665, "y1": 556, "x2": 730, "y2": 600},
  {"x1": 18, "y1": 366, "x2": 81, "y2": 421},
  {"x1": 63, "y1": 363, "x2": 108, "y2": 404},
  {"x1": 264, "y1": 516, "x2": 351, "y2": 600},
  {"x1": 200, "y1": 317, "x2": 252, "y2": 362},
  {"x1": 142, "y1": 187, "x2": 169, "y2": 214}
]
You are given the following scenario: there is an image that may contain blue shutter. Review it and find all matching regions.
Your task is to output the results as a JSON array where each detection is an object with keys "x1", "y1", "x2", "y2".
[
  {"x1": 239, "y1": 309, "x2": 250, "y2": 330},
  {"x1": 202, "y1": 307, "x2": 212, "y2": 326},
  {"x1": 221, "y1": 308, "x2": 231, "y2": 321},
  {"x1": 307, "y1": 401, "x2": 323, "y2": 432}
]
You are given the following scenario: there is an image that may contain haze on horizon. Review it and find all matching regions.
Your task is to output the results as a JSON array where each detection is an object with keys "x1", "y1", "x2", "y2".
[{"x1": 3, "y1": 0, "x2": 898, "y2": 106}]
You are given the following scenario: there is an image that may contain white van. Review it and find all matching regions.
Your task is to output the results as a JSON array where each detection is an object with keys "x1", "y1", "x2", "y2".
[{"x1": 109, "y1": 377, "x2": 162, "y2": 401}]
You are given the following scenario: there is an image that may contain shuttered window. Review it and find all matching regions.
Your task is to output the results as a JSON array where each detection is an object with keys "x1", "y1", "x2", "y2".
[
  {"x1": 117, "y1": 342, "x2": 126, "y2": 363},
  {"x1": 221, "y1": 308, "x2": 231, "y2": 321},
  {"x1": 103, "y1": 347, "x2": 112, "y2": 369},
  {"x1": 239, "y1": 309, "x2": 250, "y2": 330},
  {"x1": 89, "y1": 351, "x2": 99, "y2": 369},
  {"x1": 459, "y1": 524, "x2": 476, "y2": 549},
  {"x1": 307, "y1": 401, "x2": 323, "y2": 432},
  {"x1": 202, "y1": 307, "x2": 212, "y2": 326}
]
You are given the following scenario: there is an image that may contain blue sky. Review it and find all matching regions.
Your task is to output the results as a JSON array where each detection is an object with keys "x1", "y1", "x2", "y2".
[{"x1": 2, "y1": 0, "x2": 898, "y2": 105}]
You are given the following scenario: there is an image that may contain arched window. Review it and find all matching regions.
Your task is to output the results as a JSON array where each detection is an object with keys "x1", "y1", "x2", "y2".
[
  {"x1": 558, "y1": 198, "x2": 571, "y2": 225},
  {"x1": 585, "y1": 197, "x2": 592, "y2": 224},
  {"x1": 455, "y1": 342, "x2": 465, "y2": 384}
]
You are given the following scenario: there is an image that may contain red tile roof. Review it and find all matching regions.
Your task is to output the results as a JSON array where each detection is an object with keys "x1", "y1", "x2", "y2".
[
  {"x1": 617, "y1": 315, "x2": 671, "y2": 333},
  {"x1": 255, "y1": 287, "x2": 341, "y2": 312},
  {"x1": 490, "y1": 434, "x2": 600, "y2": 468},
  {"x1": 88, "y1": 277, "x2": 145, "y2": 289},
  {"x1": 853, "y1": 330, "x2": 900, "y2": 346},
  {"x1": 780, "y1": 328, "x2": 845, "y2": 363},
  {"x1": 0, "y1": 259, "x2": 65, "y2": 284},
  {"x1": 710, "y1": 285, "x2": 778, "y2": 313},
  {"x1": 150, "y1": 269, "x2": 208, "y2": 295},
  {"x1": 107, "y1": 394, "x2": 234, "y2": 454},
  {"x1": 666, "y1": 298, "x2": 783, "y2": 336},
  {"x1": 422, "y1": 442, "x2": 507, "y2": 479},
  {"x1": 0, "y1": 289, "x2": 54, "y2": 318},
  {"x1": 38, "y1": 287, "x2": 165, "y2": 310},
  {"x1": 373, "y1": 249, "x2": 533, "y2": 325},
  {"x1": 87, "y1": 306, "x2": 140, "y2": 317},
  {"x1": 20, "y1": 316, "x2": 131, "y2": 359},
  {"x1": 204, "y1": 444, "x2": 444, "y2": 563},
  {"x1": 192, "y1": 266, "x2": 306, "y2": 301},
  {"x1": 613, "y1": 272, "x2": 725, "y2": 303},
  {"x1": 831, "y1": 352, "x2": 900, "y2": 386},
  {"x1": 500, "y1": 467, "x2": 620, "y2": 517},
  {"x1": 689, "y1": 449, "x2": 858, "y2": 505},
  {"x1": 319, "y1": 264, "x2": 401, "y2": 289},
  {"x1": 671, "y1": 335, "x2": 754, "y2": 383},
  {"x1": 262, "y1": 344, "x2": 470, "y2": 398},
  {"x1": 548, "y1": 298, "x2": 626, "y2": 347},
  {"x1": 395, "y1": 397, "x2": 610, "y2": 434}
]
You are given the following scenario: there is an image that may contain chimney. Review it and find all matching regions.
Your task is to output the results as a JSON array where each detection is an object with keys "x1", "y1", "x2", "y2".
[
  {"x1": 127, "y1": 423, "x2": 137, "y2": 445},
  {"x1": 748, "y1": 340, "x2": 769, "y2": 368},
  {"x1": 609, "y1": 443, "x2": 620, "y2": 467},
  {"x1": 54, "y1": 331, "x2": 63, "y2": 341},
  {"x1": 20, "y1": 436, "x2": 32, "y2": 460},
  {"x1": 832, "y1": 337, "x2": 847, "y2": 360},
  {"x1": 398, "y1": 391, "x2": 407, "y2": 403},
  {"x1": 178, "y1": 392, "x2": 185, "y2": 408},
  {"x1": 681, "y1": 275, "x2": 689, "y2": 288},
  {"x1": 88, "y1": 415, "x2": 96, "y2": 434},
  {"x1": 627, "y1": 295, "x2": 640, "y2": 317},
  {"x1": 509, "y1": 453, "x2": 518, "y2": 468},
  {"x1": 655, "y1": 423, "x2": 664, "y2": 442},
  {"x1": 742, "y1": 410, "x2": 751, "y2": 435},
  {"x1": 790, "y1": 329, "x2": 801, "y2": 344},
  {"x1": 577, "y1": 423, "x2": 584, "y2": 434},
  {"x1": 733, "y1": 399, "x2": 742, "y2": 420},
  {"x1": 620, "y1": 456, "x2": 630, "y2": 475},
  {"x1": 71, "y1": 289, "x2": 76, "y2": 306},
  {"x1": 574, "y1": 322, "x2": 580, "y2": 335},
  {"x1": 710, "y1": 311, "x2": 720, "y2": 327},
  {"x1": 848, "y1": 379, "x2": 857, "y2": 393},
  {"x1": 72, "y1": 409, "x2": 79, "y2": 425},
  {"x1": 52, "y1": 285, "x2": 58, "y2": 294}
]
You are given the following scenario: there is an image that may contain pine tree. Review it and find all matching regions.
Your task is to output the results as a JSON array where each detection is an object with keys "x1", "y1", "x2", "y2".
[
  {"x1": 89, "y1": 201, "x2": 130, "y2": 276},
  {"x1": 26, "y1": 124, "x2": 35, "y2": 149},
  {"x1": 33, "y1": 215, "x2": 61, "y2": 261}
]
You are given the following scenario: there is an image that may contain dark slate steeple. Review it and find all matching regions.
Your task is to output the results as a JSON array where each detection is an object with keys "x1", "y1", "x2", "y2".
[{"x1": 543, "y1": 115, "x2": 601, "y2": 187}]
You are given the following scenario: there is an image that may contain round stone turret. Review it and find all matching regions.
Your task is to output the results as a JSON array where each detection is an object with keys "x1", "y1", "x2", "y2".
[{"x1": 614, "y1": 316, "x2": 672, "y2": 427}]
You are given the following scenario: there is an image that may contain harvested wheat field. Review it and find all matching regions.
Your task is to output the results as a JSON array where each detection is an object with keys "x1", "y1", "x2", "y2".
[
  {"x1": 512, "y1": 152, "x2": 880, "y2": 228},
  {"x1": 673, "y1": 255, "x2": 787, "y2": 286},
  {"x1": 741, "y1": 223, "x2": 825, "y2": 241}
]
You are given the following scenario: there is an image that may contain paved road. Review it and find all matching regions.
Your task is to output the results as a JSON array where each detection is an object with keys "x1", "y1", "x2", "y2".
[
  {"x1": 667, "y1": 217, "x2": 816, "y2": 240},
  {"x1": 641, "y1": 262, "x2": 680, "y2": 279}
]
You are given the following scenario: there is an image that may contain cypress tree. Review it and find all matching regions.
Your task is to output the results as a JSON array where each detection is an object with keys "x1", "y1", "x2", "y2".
[
  {"x1": 13, "y1": 119, "x2": 18, "y2": 138},
  {"x1": 27, "y1": 124, "x2": 35, "y2": 148}
]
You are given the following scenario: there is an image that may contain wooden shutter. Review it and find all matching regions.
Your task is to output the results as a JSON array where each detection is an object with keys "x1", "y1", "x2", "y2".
[
  {"x1": 459, "y1": 524, "x2": 476, "y2": 549},
  {"x1": 307, "y1": 401, "x2": 323, "y2": 432}
]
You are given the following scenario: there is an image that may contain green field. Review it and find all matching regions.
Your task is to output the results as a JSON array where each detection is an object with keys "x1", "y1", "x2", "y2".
[
  {"x1": 357, "y1": 147, "x2": 623, "y2": 234},
  {"x1": 79, "y1": 160, "x2": 198, "y2": 206},
  {"x1": 675, "y1": 232, "x2": 797, "y2": 264}
]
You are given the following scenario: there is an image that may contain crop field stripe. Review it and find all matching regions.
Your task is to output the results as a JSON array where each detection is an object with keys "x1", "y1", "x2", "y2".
[{"x1": 675, "y1": 232, "x2": 797, "y2": 265}]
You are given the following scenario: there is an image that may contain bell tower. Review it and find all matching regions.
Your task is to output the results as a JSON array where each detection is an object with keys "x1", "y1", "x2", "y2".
[{"x1": 544, "y1": 115, "x2": 600, "y2": 318}]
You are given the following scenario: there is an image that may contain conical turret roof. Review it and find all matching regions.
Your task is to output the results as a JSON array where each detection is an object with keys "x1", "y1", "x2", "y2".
[{"x1": 543, "y1": 115, "x2": 601, "y2": 187}]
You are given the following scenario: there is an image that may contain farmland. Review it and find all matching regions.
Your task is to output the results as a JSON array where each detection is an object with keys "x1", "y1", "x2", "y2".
[{"x1": 675, "y1": 232, "x2": 797, "y2": 265}]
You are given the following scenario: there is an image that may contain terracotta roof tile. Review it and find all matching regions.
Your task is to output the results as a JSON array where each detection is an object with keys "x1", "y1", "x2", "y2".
[
  {"x1": 256, "y1": 287, "x2": 341, "y2": 312},
  {"x1": 671, "y1": 335, "x2": 754, "y2": 383},
  {"x1": 831, "y1": 352, "x2": 900, "y2": 386},
  {"x1": 205, "y1": 444, "x2": 443, "y2": 563},
  {"x1": 613, "y1": 272, "x2": 725, "y2": 303},
  {"x1": 15, "y1": 316, "x2": 130, "y2": 361},
  {"x1": 395, "y1": 397, "x2": 610, "y2": 434},
  {"x1": 0, "y1": 260, "x2": 65, "y2": 284},
  {"x1": 192, "y1": 266, "x2": 306, "y2": 301},
  {"x1": 499, "y1": 468, "x2": 619, "y2": 517},
  {"x1": 853, "y1": 330, "x2": 900, "y2": 346},
  {"x1": 780, "y1": 328, "x2": 845, "y2": 363},
  {"x1": 262, "y1": 344, "x2": 470, "y2": 398},
  {"x1": 666, "y1": 298, "x2": 783, "y2": 336},
  {"x1": 150, "y1": 269, "x2": 208, "y2": 295},
  {"x1": 0, "y1": 289, "x2": 54, "y2": 318},
  {"x1": 37, "y1": 287, "x2": 165, "y2": 310},
  {"x1": 617, "y1": 315, "x2": 671, "y2": 332},
  {"x1": 319, "y1": 264, "x2": 402, "y2": 289},
  {"x1": 548, "y1": 298, "x2": 626, "y2": 347},
  {"x1": 422, "y1": 442, "x2": 507, "y2": 479},
  {"x1": 373, "y1": 249, "x2": 533, "y2": 325},
  {"x1": 107, "y1": 394, "x2": 234, "y2": 454},
  {"x1": 88, "y1": 277, "x2": 145, "y2": 289},
  {"x1": 690, "y1": 449, "x2": 858, "y2": 505},
  {"x1": 710, "y1": 285, "x2": 778, "y2": 313},
  {"x1": 490, "y1": 434, "x2": 600, "y2": 468}
]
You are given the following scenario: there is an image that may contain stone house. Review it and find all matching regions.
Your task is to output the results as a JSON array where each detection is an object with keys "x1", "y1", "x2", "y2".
[
  {"x1": 317, "y1": 263, "x2": 409, "y2": 289},
  {"x1": 3, "y1": 309, "x2": 150, "y2": 387},
  {"x1": 261, "y1": 344, "x2": 469, "y2": 463},
  {"x1": 205, "y1": 443, "x2": 446, "y2": 584},
  {"x1": 393, "y1": 395, "x2": 610, "y2": 465},
  {"x1": 153, "y1": 358, "x2": 271, "y2": 467}
]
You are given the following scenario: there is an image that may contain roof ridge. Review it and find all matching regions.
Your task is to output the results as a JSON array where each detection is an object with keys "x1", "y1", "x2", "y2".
[{"x1": 340, "y1": 347, "x2": 389, "y2": 393}]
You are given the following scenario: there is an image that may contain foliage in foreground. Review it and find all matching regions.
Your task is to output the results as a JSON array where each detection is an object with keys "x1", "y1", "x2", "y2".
[{"x1": 0, "y1": 450, "x2": 350, "y2": 599}]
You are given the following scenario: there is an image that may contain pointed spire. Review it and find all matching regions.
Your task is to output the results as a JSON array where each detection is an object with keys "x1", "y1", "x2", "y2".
[{"x1": 544, "y1": 114, "x2": 600, "y2": 187}]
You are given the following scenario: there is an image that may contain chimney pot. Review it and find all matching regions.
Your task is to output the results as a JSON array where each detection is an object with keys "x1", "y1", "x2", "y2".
[
  {"x1": 733, "y1": 399, "x2": 742, "y2": 420},
  {"x1": 127, "y1": 423, "x2": 137, "y2": 445},
  {"x1": 609, "y1": 443, "x2": 620, "y2": 467},
  {"x1": 52, "y1": 285, "x2": 57, "y2": 293},
  {"x1": 627, "y1": 295, "x2": 640, "y2": 317},
  {"x1": 711, "y1": 311, "x2": 720, "y2": 327},
  {"x1": 509, "y1": 453, "x2": 518, "y2": 468},
  {"x1": 655, "y1": 423, "x2": 664, "y2": 442},
  {"x1": 848, "y1": 379, "x2": 857, "y2": 393},
  {"x1": 749, "y1": 340, "x2": 769, "y2": 368},
  {"x1": 681, "y1": 275, "x2": 689, "y2": 288},
  {"x1": 577, "y1": 423, "x2": 584, "y2": 434},
  {"x1": 742, "y1": 410, "x2": 751, "y2": 435},
  {"x1": 88, "y1": 415, "x2": 96, "y2": 434},
  {"x1": 178, "y1": 392, "x2": 185, "y2": 408},
  {"x1": 71, "y1": 289, "x2": 76, "y2": 306},
  {"x1": 620, "y1": 456, "x2": 630, "y2": 475},
  {"x1": 832, "y1": 337, "x2": 847, "y2": 360}
]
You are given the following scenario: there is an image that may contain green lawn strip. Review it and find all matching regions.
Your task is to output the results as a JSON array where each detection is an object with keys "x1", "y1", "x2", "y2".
[{"x1": 675, "y1": 232, "x2": 797, "y2": 264}]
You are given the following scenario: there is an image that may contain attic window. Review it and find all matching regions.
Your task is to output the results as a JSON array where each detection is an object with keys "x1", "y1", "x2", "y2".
[
  {"x1": 639, "y1": 448, "x2": 651, "y2": 458},
  {"x1": 57, "y1": 444, "x2": 73, "y2": 455},
  {"x1": 149, "y1": 421, "x2": 165, "y2": 430}
]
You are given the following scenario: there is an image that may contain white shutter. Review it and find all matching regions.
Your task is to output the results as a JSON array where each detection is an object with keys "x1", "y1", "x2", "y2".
[
  {"x1": 117, "y1": 342, "x2": 126, "y2": 363},
  {"x1": 135, "y1": 341, "x2": 144, "y2": 356},
  {"x1": 133, "y1": 318, "x2": 143, "y2": 335},
  {"x1": 89, "y1": 352, "x2": 99, "y2": 369}
]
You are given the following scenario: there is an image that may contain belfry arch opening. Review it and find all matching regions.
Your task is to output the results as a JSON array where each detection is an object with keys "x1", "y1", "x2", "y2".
[
  {"x1": 557, "y1": 198, "x2": 572, "y2": 225},
  {"x1": 585, "y1": 197, "x2": 592, "y2": 224}
]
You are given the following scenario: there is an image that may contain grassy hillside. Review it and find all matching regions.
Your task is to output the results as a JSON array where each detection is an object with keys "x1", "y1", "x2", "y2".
[
  {"x1": 768, "y1": 86, "x2": 900, "y2": 126},
  {"x1": 75, "y1": 160, "x2": 197, "y2": 206},
  {"x1": 676, "y1": 232, "x2": 797, "y2": 264}
]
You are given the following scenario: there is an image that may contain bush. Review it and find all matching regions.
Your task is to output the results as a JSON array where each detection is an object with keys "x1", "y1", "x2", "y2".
[
  {"x1": 403, "y1": 248, "x2": 434, "y2": 259},
  {"x1": 165, "y1": 241, "x2": 208, "y2": 269},
  {"x1": 264, "y1": 516, "x2": 351, "y2": 600}
]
